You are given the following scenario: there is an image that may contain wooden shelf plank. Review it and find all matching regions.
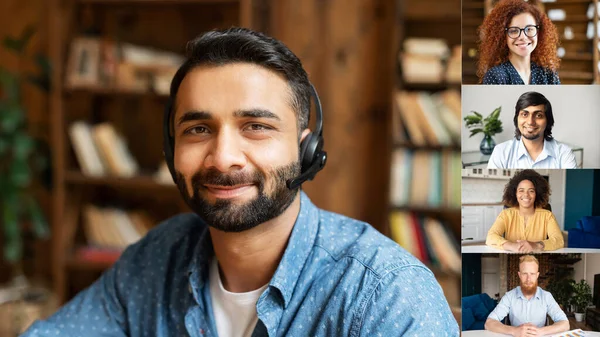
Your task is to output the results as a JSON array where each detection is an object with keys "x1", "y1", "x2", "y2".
[
  {"x1": 400, "y1": 82, "x2": 461, "y2": 91},
  {"x1": 544, "y1": 0, "x2": 595, "y2": 4},
  {"x1": 78, "y1": 0, "x2": 238, "y2": 4},
  {"x1": 561, "y1": 53, "x2": 594, "y2": 61},
  {"x1": 462, "y1": 2, "x2": 484, "y2": 9},
  {"x1": 64, "y1": 86, "x2": 169, "y2": 99},
  {"x1": 390, "y1": 205, "x2": 461, "y2": 215},
  {"x1": 560, "y1": 37, "x2": 594, "y2": 42},
  {"x1": 65, "y1": 170, "x2": 178, "y2": 190},
  {"x1": 393, "y1": 142, "x2": 461, "y2": 151},
  {"x1": 552, "y1": 16, "x2": 593, "y2": 23},
  {"x1": 559, "y1": 70, "x2": 594, "y2": 80},
  {"x1": 66, "y1": 255, "x2": 118, "y2": 271}
]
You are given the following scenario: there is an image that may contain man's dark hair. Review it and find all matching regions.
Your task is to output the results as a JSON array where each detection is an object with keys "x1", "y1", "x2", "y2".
[
  {"x1": 513, "y1": 91, "x2": 554, "y2": 141},
  {"x1": 502, "y1": 169, "x2": 551, "y2": 209},
  {"x1": 169, "y1": 27, "x2": 311, "y2": 133}
]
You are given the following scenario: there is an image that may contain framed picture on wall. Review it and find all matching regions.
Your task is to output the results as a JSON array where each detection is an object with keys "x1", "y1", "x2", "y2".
[{"x1": 66, "y1": 37, "x2": 101, "y2": 88}]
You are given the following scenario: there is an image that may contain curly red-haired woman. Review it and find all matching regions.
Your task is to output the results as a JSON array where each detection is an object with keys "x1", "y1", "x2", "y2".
[{"x1": 478, "y1": 0, "x2": 561, "y2": 84}]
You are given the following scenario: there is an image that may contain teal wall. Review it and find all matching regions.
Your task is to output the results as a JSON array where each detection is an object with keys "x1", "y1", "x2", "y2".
[{"x1": 564, "y1": 170, "x2": 599, "y2": 230}]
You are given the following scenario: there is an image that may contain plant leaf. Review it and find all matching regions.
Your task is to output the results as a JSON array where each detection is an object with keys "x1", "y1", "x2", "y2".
[
  {"x1": 469, "y1": 128, "x2": 483, "y2": 137},
  {"x1": 33, "y1": 53, "x2": 52, "y2": 92},
  {"x1": 10, "y1": 158, "x2": 31, "y2": 187},
  {"x1": 0, "y1": 68, "x2": 19, "y2": 100},
  {"x1": 13, "y1": 133, "x2": 35, "y2": 160},
  {"x1": 0, "y1": 137, "x2": 8, "y2": 155},
  {"x1": 27, "y1": 196, "x2": 49, "y2": 239},
  {"x1": 2, "y1": 197, "x2": 22, "y2": 263},
  {"x1": 2, "y1": 25, "x2": 36, "y2": 54},
  {"x1": 2, "y1": 36, "x2": 23, "y2": 54},
  {"x1": 0, "y1": 103, "x2": 24, "y2": 133}
]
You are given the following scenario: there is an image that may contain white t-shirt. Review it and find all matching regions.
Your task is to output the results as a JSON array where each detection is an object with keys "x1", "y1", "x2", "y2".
[{"x1": 209, "y1": 258, "x2": 268, "y2": 337}]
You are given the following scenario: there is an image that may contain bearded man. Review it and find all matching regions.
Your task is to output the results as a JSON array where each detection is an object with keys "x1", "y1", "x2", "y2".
[
  {"x1": 484, "y1": 255, "x2": 569, "y2": 336},
  {"x1": 22, "y1": 27, "x2": 458, "y2": 337}
]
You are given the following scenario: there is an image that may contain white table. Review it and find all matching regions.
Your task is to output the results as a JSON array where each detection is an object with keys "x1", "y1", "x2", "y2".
[
  {"x1": 461, "y1": 244, "x2": 600, "y2": 254},
  {"x1": 462, "y1": 330, "x2": 600, "y2": 337}
]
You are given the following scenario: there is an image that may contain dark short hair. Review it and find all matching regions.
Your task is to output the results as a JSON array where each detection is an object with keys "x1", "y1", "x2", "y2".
[
  {"x1": 513, "y1": 91, "x2": 554, "y2": 141},
  {"x1": 502, "y1": 169, "x2": 551, "y2": 209},
  {"x1": 169, "y1": 27, "x2": 311, "y2": 132}
]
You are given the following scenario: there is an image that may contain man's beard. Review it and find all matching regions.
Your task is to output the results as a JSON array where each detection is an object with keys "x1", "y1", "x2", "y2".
[
  {"x1": 175, "y1": 161, "x2": 301, "y2": 232},
  {"x1": 521, "y1": 280, "x2": 538, "y2": 296},
  {"x1": 521, "y1": 128, "x2": 542, "y2": 141}
]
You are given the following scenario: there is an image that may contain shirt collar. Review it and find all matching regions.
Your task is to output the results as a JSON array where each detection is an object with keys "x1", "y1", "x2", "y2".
[
  {"x1": 516, "y1": 137, "x2": 553, "y2": 161},
  {"x1": 268, "y1": 191, "x2": 319, "y2": 308},
  {"x1": 186, "y1": 191, "x2": 319, "y2": 308},
  {"x1": 517, "y1": 286, "x2": 542, "y2": 300}
]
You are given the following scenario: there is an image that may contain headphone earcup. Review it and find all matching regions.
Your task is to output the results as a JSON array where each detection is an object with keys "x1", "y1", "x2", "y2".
[
  {"x1": 299, "y1": 132, "x2": 315, "y2": 173},
  {"x1": 300, "y1": 132, "x2": 324, "y2": 174}
]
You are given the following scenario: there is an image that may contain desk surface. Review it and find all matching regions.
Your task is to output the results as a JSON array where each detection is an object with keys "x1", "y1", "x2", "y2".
[
  {"x1": 461, "y1": 245, "x2": 600, "y2": 254},
  {"x1": 462, "y1": 330, "x2": 600, "y2": 337}
]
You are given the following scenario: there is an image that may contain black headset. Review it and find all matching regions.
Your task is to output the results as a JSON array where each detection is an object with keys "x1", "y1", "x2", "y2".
[{"x1": 162, "y1": 82, "x2": 327, "y2": 190}]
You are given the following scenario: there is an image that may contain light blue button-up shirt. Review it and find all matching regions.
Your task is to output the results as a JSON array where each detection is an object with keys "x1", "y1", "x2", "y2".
[
  {"x1": 487, "y1": 137, "x2": 577, "y2": 169},
  {"x1": 487, "y1": 286, "x2": 567, "y2": 327},
  {"x1": 22, "y1": 192, "x2": 458, "y2": 336}
]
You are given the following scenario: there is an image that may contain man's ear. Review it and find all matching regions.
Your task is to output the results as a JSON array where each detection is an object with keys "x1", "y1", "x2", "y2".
[{"x1": 300, "y1": 128, "x2": 311, "y2": 143}]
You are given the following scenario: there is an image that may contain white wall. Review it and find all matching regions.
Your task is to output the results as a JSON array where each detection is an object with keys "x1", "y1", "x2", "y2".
[
  {"x1": 462, "y1": 85, "x2": 600, "y2": 168},
  {"x1": 462, "y1": 170, "x2": 566, "y2": 229},
  {"x1": 573, "y1": 254, "x2": 600, "y2": 300}
]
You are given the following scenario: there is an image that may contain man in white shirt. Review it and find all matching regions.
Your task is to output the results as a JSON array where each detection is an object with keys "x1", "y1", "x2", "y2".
[
  {"x1": 485, "y1": 255, "x2": 569, "y2": 337},
  {"x1": 487, "y1": 91, "x2": 577, "y2": 169}
]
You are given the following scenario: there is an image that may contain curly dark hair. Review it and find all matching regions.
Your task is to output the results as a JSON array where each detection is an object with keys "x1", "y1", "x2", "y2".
[
  {"x1": 477, "y1": 0, "x2": 560, "y2": 82},
  {"x1": 502, "y1": 169, "x2": 551, "y2": 208}
]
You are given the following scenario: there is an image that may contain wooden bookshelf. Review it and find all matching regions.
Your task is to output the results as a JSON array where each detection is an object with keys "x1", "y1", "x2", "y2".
[
  {"x1": 390, "y1": 0, "x2": 462, "y2": 312},
  {"x1": 48, "y1": 0, "x2": 268, "y2": 304}
]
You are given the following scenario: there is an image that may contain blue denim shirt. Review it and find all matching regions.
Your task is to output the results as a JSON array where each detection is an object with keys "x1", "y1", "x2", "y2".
[{"x1": 22, "y1": 192, "x2": 458, "y2": 336}]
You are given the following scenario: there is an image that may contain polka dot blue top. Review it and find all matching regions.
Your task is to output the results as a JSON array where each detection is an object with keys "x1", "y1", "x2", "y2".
[
  {"x1": 482, "y1": 61, "x2": 560, "y2": 84},
  {"x1": 22, "y1": 192, "x2": 459, "y2": 337}
]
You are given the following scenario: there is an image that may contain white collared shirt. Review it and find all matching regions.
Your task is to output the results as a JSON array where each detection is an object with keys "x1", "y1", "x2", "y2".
[
  {"x1": 488, "y1": 286, "x2": 568, "y2": 328},
  {"x1": 487, "y1": 137, "x2": 577, "y2": 169}
]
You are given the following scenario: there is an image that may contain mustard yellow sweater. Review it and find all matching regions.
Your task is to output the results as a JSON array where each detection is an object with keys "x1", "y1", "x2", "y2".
[{"x1": 485, "y1": 207, "x2": 564, "y2": 251}]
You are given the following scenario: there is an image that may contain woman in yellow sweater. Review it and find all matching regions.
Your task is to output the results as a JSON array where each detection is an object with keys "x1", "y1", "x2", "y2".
[{"x1": 486, "y1": 169, "x2": 564, "y2": 252}]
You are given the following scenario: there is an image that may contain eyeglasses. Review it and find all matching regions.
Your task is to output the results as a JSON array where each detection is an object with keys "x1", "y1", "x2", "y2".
[{"x1": 505, "y1": 25, "x2": 540, "y2": 39}]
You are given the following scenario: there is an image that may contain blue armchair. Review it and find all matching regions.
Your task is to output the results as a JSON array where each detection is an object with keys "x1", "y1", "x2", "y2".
[
  {"x1": 568, "y1": 216, "x2": 600, "y2": 248},
  {"x1": 462, "y1": 293, "x2": 497, "y2": 331}
]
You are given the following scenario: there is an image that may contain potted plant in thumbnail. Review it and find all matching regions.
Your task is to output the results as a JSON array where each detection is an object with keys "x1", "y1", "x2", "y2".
[
  {"x1": 571, "y1": 279, "x2": 592, "y2": 322},
  {"x1": 463, "y1": 106, "x2": 503, "y2": 155}
]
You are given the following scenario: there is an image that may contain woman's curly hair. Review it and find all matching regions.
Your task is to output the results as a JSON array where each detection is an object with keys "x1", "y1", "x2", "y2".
[
  {"x1": 477, "y1": 0, "x2": 560, "y2": 82},
  {"x1": 502, "y1": 169, "x2": 551, "y2": 209}
]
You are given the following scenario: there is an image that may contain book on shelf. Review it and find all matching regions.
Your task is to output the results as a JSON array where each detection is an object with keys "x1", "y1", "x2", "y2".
[
  {"x1": 68, "y1": 120, "x2": 174, "y2": 184},
  {"x1": 393, "y1": 90, "x2": 461, "y2": 147},
  {"x1": 82, "y1": 205, "x2": 155, "y2": 251},
  {"x1": 389, "y1": 148, "x2": 461, "y2": 209},
  {"x1": 399, "y1": 38, "x2": 461, "y2": 84},
  {"x1": 389, "y1": 211, "x2": 461, "y2": 275}
]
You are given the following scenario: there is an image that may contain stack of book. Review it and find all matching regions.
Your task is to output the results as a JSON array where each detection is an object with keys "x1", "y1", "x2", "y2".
[
  {"x1": 68, "y1": 121, "x2": 172, "y2": 184},
  {"x1": 389, "y1": 211, "x2": 461, "y2": 274},
  {"x1": 400, "y1": 38, "x2": 461, "y2": 84},
  {"x1": 74, "y1": 206, "x2": 156, "y2": 264}
]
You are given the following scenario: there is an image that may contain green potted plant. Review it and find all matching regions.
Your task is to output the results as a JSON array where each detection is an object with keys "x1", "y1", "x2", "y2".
[
  {"x1": 571, "y1": 279, "x2": 592, "y2": 322},
  {"x1": 1, "y1": 26, "x2": 51, "y2": 277},
  {"x1": 547, "y1": 278, "x2": 575, "y2": 312},
  {"x1": 463, "y1": 106, "x2": 503, "y2": 155}
]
